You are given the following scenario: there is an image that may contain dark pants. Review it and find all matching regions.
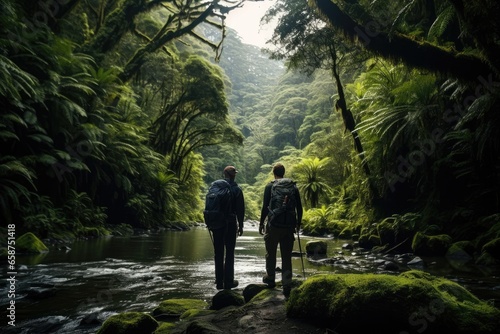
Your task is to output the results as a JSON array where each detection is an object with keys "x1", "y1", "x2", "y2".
[
  {"x1": 211, "y1": 221, "x2": 237, "y2": 288},
  {"x1": 264, "y1": 225, "x2": 295, "y2": 287}
]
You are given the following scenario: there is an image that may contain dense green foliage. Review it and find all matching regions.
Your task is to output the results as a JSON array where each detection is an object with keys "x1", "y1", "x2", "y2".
[
  {"x1": 1, "y1": 0, "x2": 500, "y2": 259},
  {"x1": 0, "y1": 0, "x2": 245, "y2": 238}
]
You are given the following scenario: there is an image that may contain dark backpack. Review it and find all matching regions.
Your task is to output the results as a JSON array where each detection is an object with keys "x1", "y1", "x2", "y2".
[
  {"x1": 203, "y1": 180, "x2": 233, "y2": 230},
  {"x1": 267, "y1": 178, "x2": 298, "y2": 228}
]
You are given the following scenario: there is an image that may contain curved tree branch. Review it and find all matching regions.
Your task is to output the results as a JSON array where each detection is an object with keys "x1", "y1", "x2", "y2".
[{"x1": 310, "y1": 0, "x2": 495, "y2": 81}]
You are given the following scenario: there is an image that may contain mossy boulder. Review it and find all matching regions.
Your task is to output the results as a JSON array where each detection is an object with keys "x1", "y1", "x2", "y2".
[
  {"x1": 476, "y1": 251, "x2": 498, "y2": 266},
  {"x1": 152, "y1": 298, "x2": 208, "y2": 320},
  {"x1": 97, "y1": 312, "x2": 158, "y2": 334},
  {"x1": 377, "y1": 220, "x2": 414, "y2": 252},
  {"x1": 242, "y1": 283, "x2": 268, "y2": 303},
  {"x1": 286, "y1": 270, "x2": 500, "y2": 333},
  {"x1": 179, "y1": 308, "x2": 215, "y2": 320},
  {"x1": 152, "y1": 322, "x2": 176, "y2": 334},
  {"x1": 481, "y1": 238, "x2": 500, "y2": 260},
  {"x1": 446, "y1": 241, "x2": 475, "y2": 261},
  {"x1": 211, "y1": 289, "x2": 245, "y2": 310},
  {"x1": 412, "y1": 232, "x2": 452, "y2": 256},
  {"x1": 305, "y1": 240, "x2": 327, "y2": 256},
  {"x1": 17, "y1": 232, "x2": 49, "y2": 254}
]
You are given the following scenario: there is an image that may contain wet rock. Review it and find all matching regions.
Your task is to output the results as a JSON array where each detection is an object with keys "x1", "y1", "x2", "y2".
[
  {"x1": 380, "y1": 261, "x2": 399, "y2": 271},
  {"x1": 342, "y1": 242, "x2": 354, "y2": 250},
  {"x1": 169, "y1": 287, "x2": 320, "y2": 334},
  {"x1": 305, "y1": 240, "x2": 327, "y2": 256},
  {"x1": 310, "y1": 257, "x2": 339, "y2": 265},
  {"x1": 58, "y1": 245, "x2": 71, "y2": 251},
  {"x1": 407, "y1": 256, "x2": 424, "y2": 267},
  {"x1": 243, "y1": 284, "x2": 268, "y2": 303},
  {"x1": 79, "y1": 312, "x2": 102, "y2": 326},
  {"x1": 482, "y1": 238, "x2": 500, "y2": 261},
  {"x1": 394, "y1": 253, "x2": 413, "y2": 263},
  {"x1": 26, "y1": 287, "x2": 56, "y2": 299},
  {"x1": 211, "y1": 289, "x2": 245, "y2": 310},
  {"x1": 446, "y1": 241, "x2": 475, "y2": 261}
]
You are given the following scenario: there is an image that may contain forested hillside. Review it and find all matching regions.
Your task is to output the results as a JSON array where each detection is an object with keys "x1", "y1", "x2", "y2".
[{"x1": 1, "y1": 0, "x2": 500, "y2": 264}]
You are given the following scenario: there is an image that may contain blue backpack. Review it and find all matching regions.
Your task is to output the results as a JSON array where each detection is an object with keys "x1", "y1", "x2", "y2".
[{"x1": 203, "y1": 180, "x2": 233, "y2": 230}]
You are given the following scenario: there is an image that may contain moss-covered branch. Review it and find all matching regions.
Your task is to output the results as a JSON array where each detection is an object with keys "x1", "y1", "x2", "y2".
[{"x1": 310, "y1": 0, "x2": 494, "y2": 82}]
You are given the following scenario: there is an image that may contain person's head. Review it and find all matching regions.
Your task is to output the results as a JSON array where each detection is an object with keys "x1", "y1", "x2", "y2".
[
  {"x1": 223, "y1": 165, "x2": 238, "y2": 179},
  {"x1": 272, "y1": 163, "x2": 285, "y2": 178}
]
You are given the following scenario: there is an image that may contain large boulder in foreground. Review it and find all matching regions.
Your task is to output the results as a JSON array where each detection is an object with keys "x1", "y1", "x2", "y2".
[{"x1": 286, "y1": 270, "x2": 500, "y2": 333}]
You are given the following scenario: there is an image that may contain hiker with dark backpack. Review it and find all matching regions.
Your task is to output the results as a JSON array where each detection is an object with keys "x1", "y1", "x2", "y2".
[
  {"x1": 204, "y1": 165, "x2": 245, "y2": 290},
  {"x1": 258, "y1": 162, "x2": 303, "y2": 298}
]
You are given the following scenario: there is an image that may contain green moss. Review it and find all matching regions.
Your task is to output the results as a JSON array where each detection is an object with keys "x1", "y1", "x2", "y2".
[
  {"x1": 180, "y1": 308, "x2": 215, "y2": 320},
  {"x1": 153, "y1": 322, "x2": 176, "y2": 334},
  {"x1": 482, "y1": 238, "x2": 500, "y2": 259},
  {"x1": 152, "y1": 298, "x2": 208, "y2": 318},
  {"x1": 17, "y1": 232, "x2": 49, "y2": 253},
  {"x1": 97, "y1": 312, "x2": 158, "y2": 334},
  {"x1": 476, "y1": 251, "x2": 497, "y2": 265},
  {"x1": 412, "y1": 232, "x2": 452, "y2": 256},
  {"x1": 447, "y1": 241, "x2": 475, "y2": 257},
  {"x1": 286, "y1": 271, "x2": 500, "y2": 333},
  {"x1": 248, "y1": 288, "x2": 278, "y2": 304}
]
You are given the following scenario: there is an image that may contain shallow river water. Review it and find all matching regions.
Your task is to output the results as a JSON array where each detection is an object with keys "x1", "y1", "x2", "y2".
[{"x1": 1, "y1": 223, "x2": 499, "y2": 333}]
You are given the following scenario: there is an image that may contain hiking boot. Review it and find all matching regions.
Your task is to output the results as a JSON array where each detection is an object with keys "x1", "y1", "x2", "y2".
[
  {"x1": 262, "y1": 275, "x2": 276, "y2": 288},
  {"x1": 224, "y1": 280, "x2": 239, "y2": 289}
]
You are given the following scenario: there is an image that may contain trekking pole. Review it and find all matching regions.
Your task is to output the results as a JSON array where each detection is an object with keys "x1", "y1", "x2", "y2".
[{"x1": 296, "y1": 226, "x2": 306, "y2": 279}]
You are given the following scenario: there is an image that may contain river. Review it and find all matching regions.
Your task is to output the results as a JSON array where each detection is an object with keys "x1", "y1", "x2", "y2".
[{"x1": 1, "y1": 223, "x2": 499, "y2": 333}]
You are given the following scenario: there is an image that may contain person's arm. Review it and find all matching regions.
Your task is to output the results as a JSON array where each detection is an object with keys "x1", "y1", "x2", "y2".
[
  {"x1": 236, "y1": 188, "x2": 245, "y2": 232},
  {"x1": 259, "y1": 184, "x2": 272, "y2": 235},
  {"x1": 259, "y1": 184, "x2": 272, "y2": 225}
]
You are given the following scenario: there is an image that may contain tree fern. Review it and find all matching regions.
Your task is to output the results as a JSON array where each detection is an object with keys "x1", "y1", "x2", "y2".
[
  {"x1": 0, "y1": 157, "x2": 36, "y2": 224},
  {"x1": 427, "y1": 5, "x2": 456, "y2": 42}
]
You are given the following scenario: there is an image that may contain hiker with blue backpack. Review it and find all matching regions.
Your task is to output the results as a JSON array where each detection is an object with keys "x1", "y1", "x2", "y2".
[
  {"x1": 259, "y1": 162, "x2": 303, "y2": 298},
  {"x1": 204, "y1": 165, "x2": 245, "y2": 290}
]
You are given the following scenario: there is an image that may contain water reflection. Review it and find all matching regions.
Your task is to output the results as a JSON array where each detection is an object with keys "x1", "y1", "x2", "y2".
[{"x1": 1, "y1": 225, "x2": 499, "y2": 334}]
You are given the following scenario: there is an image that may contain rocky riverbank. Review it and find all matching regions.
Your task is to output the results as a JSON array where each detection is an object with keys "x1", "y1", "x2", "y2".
[{"x1": 97, "y1": 271, "x2": 500, "y2": 334}]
